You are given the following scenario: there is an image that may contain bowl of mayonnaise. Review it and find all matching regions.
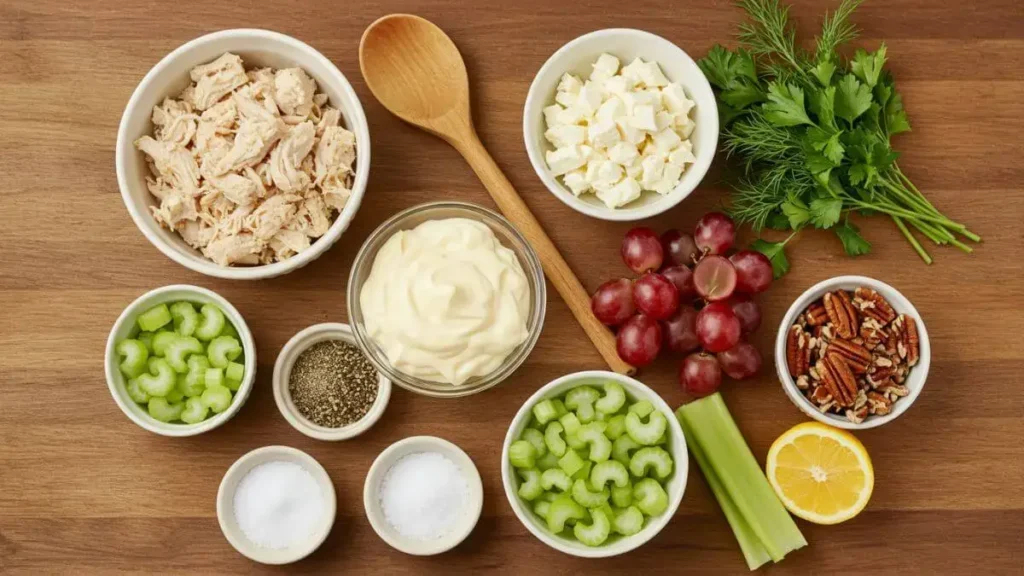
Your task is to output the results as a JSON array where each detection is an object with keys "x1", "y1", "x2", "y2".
[{"x1": 348, "y1": 201, "x2": 547, "y2": 398}]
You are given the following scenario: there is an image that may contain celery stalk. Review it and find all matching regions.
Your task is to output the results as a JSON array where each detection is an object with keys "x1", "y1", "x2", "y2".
[{"x1": 679, "y1": 411, "x2": 770, "y2": 571}]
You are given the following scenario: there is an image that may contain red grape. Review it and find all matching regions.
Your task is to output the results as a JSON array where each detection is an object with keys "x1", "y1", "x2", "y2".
[
  {"x1": 616, "y1": 314, "x2": 663, "y2": 367},
  {"x1": 591, "y1": 278, "x2": 636, "y2": 326},
  {"x1": 693, "y1": 212, "x2": 736, "y2": 255},
  {"x1": 693, "y1": 255, "x2": 737, "y2": 301},
  {"x1": 695, "y1": 302, "x2": 741, "y2": 353},
  {"x1": 633, "y1": 273, "x2": 679, "y2": 320},
  {"x1": 660, "y1": 229, "x2": 699, "y2": 267},
  {"x1": 662, "y1": 305, "x2": 700, "y2": 354},
  {"x1": 680, "y1": 352, "x2": 722, "y2": 397},
  {"x1": 727, "y1": 293, "x2": 762, "y2": 334},
  {"x1": 717, "y1": 341, "x2": 763, "y2": 380},
  {"x1": 661, "y1": 265, "x2": 696, "y2": 300},
  {"x1": 621, "y1": 228, "x2": 664, "y2": 274},
  {"x1": 730, "y1": 250, "x2": 773, "y2": 294}
]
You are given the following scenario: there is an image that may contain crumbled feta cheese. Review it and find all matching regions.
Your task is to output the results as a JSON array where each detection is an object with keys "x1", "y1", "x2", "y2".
[
  {"x1": 638, "y1": 61, "x2": 670, "y2": 87},
  {"x1": 630, "y1": 105, "x2": 658, "y2": 132},
  {"x1": 603, "y1": 76, "x2": 629, "y2": 98},
  {"x1": 555, "y1": 90, "x2": 577, "y2": 107},
  {"x1": 543, "y1": 104, "x2": 563, "y2": 127},
  {"x1": 620, "y1": 58, "x2": 646, "y2": 87},
  {"x1": 591, "y1": 53, "x2": 621, "y2": 81},
  {"x1": 586, "y1": 160, "x2": 624, "y2": 190},
  {"x1": 556, "y1": 106, "x2": 587, "y2": 126},
  {"x1": 545, "y1": 124, "x2": 587, "y2": 148},
  {"x1": 669, "y1": 141, "x2": 697, "y2": 167},
  {"x1": 662, "y1": 83, "x2": 695, "y2": 116},
  {"x1": 596, "y1": 98, "x2": 625, "y2": 124},
  {"x1": 558, "y1": 73, "x2": 583, "y2": 95},
  {"x1": 576, "y1": 82, "x2": 604, "y2": 116},
  {"x1": 588, "y1": 119, "x2": 620, "y2": 148},
  {"x1": 546, "y1": 146, "x2": 588, "y2": 176},
  {"x1": 655, "y1": 111, "x2": 674, "y2": 131},
  {"x1": 562, "y1": 169, "x2": 590, "y2": 196},
  {"x1": 654, "y1": 163, "x2": 684, "y2": 194},
  {"x1": 607, "y1": 142, "x2": 640, "y2": 166},
  {"x1": 640, "y1": 155, "x2": 666, "y2": 189},
  {"x1": 652, "y1": 127, "x2": 682, "y2": 154},
  {"x1": 596, "y1": 176, "x2": 642, "y2": 208}
]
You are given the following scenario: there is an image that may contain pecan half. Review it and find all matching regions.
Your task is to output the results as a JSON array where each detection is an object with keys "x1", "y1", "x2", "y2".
[
  {"x1": 826, "y1": 338, "x2": 872, "y2": 374},
  {"x1": 818, "y1": 352, "x2": 858, "y2": 408},
  {"x1": 786, "y1": 325, "x2": 812, "y2": 377},
  {"x1": 854, "y1": 287, "x2": 897, "y2": 324},
  {"x1": 805, "y1": 302, "x2": 829, "y2": 326},
  {"x1": 894, "y1": 314, "x2": 920, "y2": 367},
  {"x1": 824, "y1": 291, "x2": 858, "y2": 339},
  {"x1": 866, "y1": 365, "x2": 895, "y2": 389}
]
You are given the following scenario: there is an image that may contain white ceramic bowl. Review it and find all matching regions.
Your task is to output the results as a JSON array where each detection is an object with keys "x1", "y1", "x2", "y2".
[
  {"x1": 115, "y1": 29, "x2": 371, "y2": 279},
  {"x1": 363, "y1": 436, "x2": 484, "y2": 556},
  {"x1": 523, "y1": 29, "x2": 718, "y2": 221},
  {"x1": 217, "y1": 445, "x2": 337, "y2": 564},
  {"x1": 775, "y1": 275, "x2": 930, "y2": 430},
  {"x1": 273, "y1": 322, "x2": 391, "y2": 441},
  {"x1": 105, "y1": 284, "x2": 257, "y2": 437},
  {"x1": 501, "y1": 370, "x2": 688, "y2": 558}
]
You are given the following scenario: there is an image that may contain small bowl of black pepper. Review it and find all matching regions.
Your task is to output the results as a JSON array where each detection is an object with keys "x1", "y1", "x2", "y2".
[{"x1": 273, "y1": 323, "x2": 391, "y2": 441}]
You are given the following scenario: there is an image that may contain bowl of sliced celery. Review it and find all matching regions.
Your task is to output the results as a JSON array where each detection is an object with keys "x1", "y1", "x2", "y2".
[
  {"x1": 501, "y1": 371, "x2": 687, "y2": 557},
  {"x1": 105, "y1": 285, "x2": 256, "y2": 437}
]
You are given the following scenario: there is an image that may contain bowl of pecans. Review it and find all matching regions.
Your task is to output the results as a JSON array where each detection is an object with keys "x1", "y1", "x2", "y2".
[{"x1": 775, "y1": 276, "x2": 929, "y2": 430}]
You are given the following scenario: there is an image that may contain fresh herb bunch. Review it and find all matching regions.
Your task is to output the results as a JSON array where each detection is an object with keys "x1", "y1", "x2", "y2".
[{"x1": 698, "y1": 0, "x2": 979, "y2": 277}]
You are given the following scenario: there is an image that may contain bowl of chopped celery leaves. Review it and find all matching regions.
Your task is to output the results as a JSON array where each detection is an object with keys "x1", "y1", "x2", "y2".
[
  {"x1": 105, "y1": 284, "x2": 256, "y2": 436},
  {"x1": 502, "y1": 371, "x2": 687, "y2": 557}
]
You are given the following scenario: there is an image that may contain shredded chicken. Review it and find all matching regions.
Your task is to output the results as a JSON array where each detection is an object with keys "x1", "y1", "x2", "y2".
[{"x1": 134, "y1": 53, "x2": 357, "y2": 266}]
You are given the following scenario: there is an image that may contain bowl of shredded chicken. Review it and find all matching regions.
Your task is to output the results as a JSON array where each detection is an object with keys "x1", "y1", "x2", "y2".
[{"x1": 117, "y1": 29, "x2": 370, "y2": 279}]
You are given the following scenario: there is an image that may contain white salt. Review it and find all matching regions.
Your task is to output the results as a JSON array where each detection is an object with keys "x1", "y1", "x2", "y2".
[
  {"x1": 233, "y1": 460, "x2": 325, "y2": 550},
  {"x1": 379, "y1": 451, "x2": 469, "y2": 540}
]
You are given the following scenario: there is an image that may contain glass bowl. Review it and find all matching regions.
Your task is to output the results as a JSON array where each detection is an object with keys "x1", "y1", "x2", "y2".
[{"x1": 347, "y1": 201, "x2": 547, "y2": 398}]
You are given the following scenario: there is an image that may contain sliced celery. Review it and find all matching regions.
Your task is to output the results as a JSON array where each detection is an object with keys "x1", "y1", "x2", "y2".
[
  {"x1": 194, "y1": 304, "x2": 226, "y2": 341},
  {"x1": 633, "y1": 478, "x2": 669, "y2": 516},
  {"x1": 575, "y1": 402, "x2": 596, "y2": 423},
  {"x1": 137, "y1": 331, "x2": 155, "y2": 352},
  {"x1": 544, "y1": 422, "x2": 567, "y2": 457},
  {"x1": 164, "y1": 386, "x2": 184, "y2": 404},
  {"x1": 180, "y1": 355, "x2": 208, "y2": 397},
  {"x1": 551, "y1": 398, "x2": 569, "y2": 417},
  {"x1": 611, "y1": 483, "x2": 633, "y2": 508},
  {"x1": 521, "y1": 428, "x2": 547, "y2": 457},
  {"x1": 612, "y1": 435, "x2": 641, "y2": 466},
  {"x1": 605, "y1": 414, "x2": 627, "y2": 440},
  {"x1": 533, "y1": 399, "x2": 559, "y2": 425},
  {"x1": 572, "y1": 460, "x2": 592, "y2": 481},
  {"x1": 559, "y1": 412, "x2": 582, "y2": 436},
  {"x1": 221, "y1": 321, "x2": 239, "y2": 340},
  {"x1": 200, "y1": 384, "x2": 232, "y2": 413},
  {"x1": 170, "y1": 302, "x2": 199, "y2": 337},
  {"x1": 573, "y1": 507, "x2": 611, "y2": 547},
  {"x1": 612, "y1": 505, "x2": 644, "y2": 536},
  {"x1": 595, "y1": 381, "x2": 626, "y2": 414},
  {"x1": 518, "y1": 469, "x2": 543, "y2": 501},
  {"x1": 629, "y1": 447, "x2": 674, "y2": 480},
  {"x1": 565, "y1": 430, "x2": 587, "y2": 451},
  {"x1": 116, "y1": 339, "x2": 149, "y2": 378},
  {"x1": 536, "y1": 451, "x2": 560, "y2": 472},
  {"x1": 509, "y1": 440, "x2": 537, "y2": 469},
  {"x1": 165, "y1": 337, "x2": 203, "y2": 373},
  {"x1": 225, "y1": 361, "x2": 244, "y2": 386},
  {"x1": 540, "y1": 468, "x2": 571, "y2": 492},
  {"x1": 207, "y1": 335, "x2": 241, "y2": 368},
  {"x1": 546, "y1": 495, "x2": 586, "y2": 533},
  {"x1": 151, "y1": 331, "x2": 178, "y2": 357},
  {"x1": 205, "y1": 368, "x2": 225, "y2": 390},
  {"x1": 147, "y1": 397, "x2": 183, "y2": 422},
  {"x1": 180, "y1": 397, "x2": 209, "y2": 424},
  {"x1": 590, "y1": 460, "x2": 629, "y2": 490},
  {"x1": 576, "y1": 422, "x2": 612, "y2": 463},
  {"x1": 137, "y1": 304, "x2": 172, "y2": 332},
  {"x1": 571, "y1": 479, "x2": 609, "y2": 509},
  {"x1": 557, "y1": 448, "x2": 585, "y2": 477},
  {"x1": 624, "y1": 410, "x2": 667, "y2": 446},
  {"x1": 566, "y1": 386, "x2": 599, "y2": 424},
  {"x1": 628, "y1": 400, "x2": 654, "y2": 418},
  {"x1": 138, "y1": 358, "x2": 176, "y2": 397},
  {"x1": 126, "y1": 378, "x2": 150, "y2": 404},
  {"x1": 533, "y1": 500, "x2": 551, "y2": 520}
]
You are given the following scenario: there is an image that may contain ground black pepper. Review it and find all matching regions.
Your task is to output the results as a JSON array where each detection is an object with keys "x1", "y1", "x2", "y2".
[{"x1": 289, "y1": 340, "x2": 378, "y2": 428}]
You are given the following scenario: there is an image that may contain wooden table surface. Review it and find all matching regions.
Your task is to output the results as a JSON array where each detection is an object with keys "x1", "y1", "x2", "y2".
[{"x1": 2, "y1": 0, "x2": 1022, "y2": 573}]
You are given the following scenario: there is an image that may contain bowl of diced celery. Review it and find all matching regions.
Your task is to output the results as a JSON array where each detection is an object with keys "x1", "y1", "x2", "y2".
[
  {"x1": 105, "y1": 285, "x2": 256, "y2": 436},
  {"x1": 501, "y1": 370, "x2": 687, "y2": 557}
]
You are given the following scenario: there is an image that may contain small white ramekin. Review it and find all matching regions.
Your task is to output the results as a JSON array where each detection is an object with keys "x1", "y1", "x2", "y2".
[
  {"x1": 523, "y1": 28, "x2": 718, "y2": 221},
  {"x1": 501, "y1": 370, "x2": 688, "y2": 558},
  {"x1": 105, "y1": 284, "x2": 256, "y2": 437},
  {"x1": 115, "y1": 29, "x2": 370, "y2": 279},
  {"x1": 363, "y1": 436, "x2": 484, "y2": 556},
  {"x1": 775, "y1": 275, "x2": 931, "y2": 430},
  {"x1": 272, "y1": 323, "x2": 391, "y2": 441},
  {"x1": 217, "y1": 445, "x2": 337, "y2": 564}
]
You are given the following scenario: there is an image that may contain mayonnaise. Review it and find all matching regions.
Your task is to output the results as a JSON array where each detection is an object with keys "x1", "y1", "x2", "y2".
[{"x1": 360, "y1": 218, "x2": 531, "y2": 385}]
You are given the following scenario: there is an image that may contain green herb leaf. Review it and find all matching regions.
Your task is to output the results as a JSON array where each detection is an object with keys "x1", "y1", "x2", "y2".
[
  {"x1": 811, "y1": 59, "x2": 836, "y2": 86},
  {"x1": 763, "y1": 82, "x2": 814, "y2": 127},
  {"x1": 781, "y1": 197, "x2": 811, "y2": 228},
  {"x1": 806, "y1": 126, "x2": 845, "y2": 164},
  {"x1": 750, "y1": 239, "x2": 791, "y2": 278},
  {"x1": 809, "y1": 197, "x2": 843, "y2": 229},
  {"x1": 851, "y1": 44, "x2": 887, "y2": 88},
  {"x1": 884, "y1": 92, "x2": 911, "y2": 136},
  {"x1": 835, "y1": 222, "x2": 872, "y2": 256},
  {"x1": 721, "y1": 83, "x2": 767, "y2": 109},
  {"x1": 808, "y1": 85, "x2": 837, "y2": 130},
  {"x1": 834, "y1": 75, "x2": 873, "y2": 124},
  {"x1": 806, "y1": 153, "x2": 835, "y2": 175},
  {"x1": 765, "y1": 211, "x2": 792, "y2": 230},
  {"x1": 699, "y1": 45, "x2": 758, "y2": 90}
]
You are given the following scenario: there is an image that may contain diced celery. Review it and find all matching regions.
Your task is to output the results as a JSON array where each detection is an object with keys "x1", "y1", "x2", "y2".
[
  {"x1": 565, "y1": 386, "x2": 600, "y2": 409},
  {"x1": 546, "y1": 495, "x2": 586, "y2": 533},
  {"x1": 611, "y1": 483, "x2": 633, "y2": 508},
  {"x1": 576, "y1": 422, "x2": 612, "y2": 463},
  {"x1": 572, "y1": 460, "x2": 592, "y2": 481},
  {"x1": 557, "y1": 448, "x2": 585, "y2": 477},
  {"x1": 565, "y1": 430, "x2": 587, "y2": 451},
  {"x1": 180, "y1": 397, "x2": 209, "y2": 424},
  {"x1": 633, "y1": 478, "x2": 669, "y2": 516},
  {"x1": 221, "y1": 321, "x2": 239, "y2": 340},
  {"x1": 170, "y1": 302, "x2": 199, "y2": 337},
  {"x1": 151, "y1": 331, "x2": 178, "y2": 356},
  {"x1": 225, "y1": 361, "x2": 244, "y2": 389},
  {"x1": 605, "y1": 414, "x2": 627, "y2": 440},
  {"x1": 509, "y1": 440, "x2": 537, "y2": 469},
  {"x1": 613, "y1": 435, "x2": 641, "y2": 467},
  {"x1": 551, "y1": 398, "x2": 569, "y2": 417},
  {"x1": 164, "y1": 385, "x2": 184, "y2": 404},
  {"x1": 575, "y1": 402, "x2": 596, "y2": 423},
  {"x1": 595, "y1": 381, "x2": 626, "y2": 415},
  {"x1": 138, "y1": 358, "x2": 176, "y2": 397},
  {"x1": 540, "y1": 468, "x2": 571, "y2": 492},
  {"x1": 205, "y1": 368, "x2": 225, "y2": 389},
  {"x1": 200, "y1": 384, "x2": 232, "y2": 413},
  {"x1": 207, "y1": 335, "x2": 241, "y2": 368},
  {"x1": 574, "y1": 507, "x2": 611, "y2": 546},
  {"x1": 544, "y1": 422, "x2": 567, "y2": 457},
  {"x1": 536, "y1": 451, "x2": 560, "y2": 472},
  {"x1": 571, "y1": 479, "x2": 609, "y2": 508},
  {"x1": 164, "y1": 336, "x2": 203, "y2": 373},
  {"x1": 559, "y1": 412, "x2": 582, "y2": 436},
  {"x1": 147, "y1": 397, "x2": 183, "y2": 422},
  {"x1": 532, "y1": 399, "x2": 559, "y2": 426},
  {"x1": 533, "y1": 500, "x2": 551, "y2": 520},
  {"x1": 541, "y1": 491, "x2": 558, "y2": 503},
  {"x1": 137, "y1": 304, "x2": 172, "y2": 332},
  {"x1": 179, "y1": 355, "x2": 208, "y2": 397},
  {"x1": 628, "y1": 400, "x2": 655, "y2": 418},
  {"x1": 194, "y1": 304, "x2": 226, "y2": 341},
  {"x1": 126, "y1": 378, "x2": 150, "y2": 404},
  {"x1": 612, "y1": 505, "x2": 645, "y2": 536},
  {"x1": 521, "y1": 428, "x2": 547, "y2": 457},
  {"x1": 518, "y1": 469, "x2": 543, "y2": 501},
  {"x1": 137, "y1": 331, "x2": 155, "y2": 352},
  {"x1": 590, "y1": 460, "x2": 630, "y2": 490},
  {"x1": 624, "y1": 410, "x2": 668, "y2": 446},
  {"x1": 116, "y1": 339, "x2": 149, "y2": 378},
  {"x1": 629, "y1": 447, "x2": 674, "y2": 480}
]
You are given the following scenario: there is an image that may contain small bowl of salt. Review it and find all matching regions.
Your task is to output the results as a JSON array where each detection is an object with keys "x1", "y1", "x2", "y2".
[
  {"x1": 217, "y1": 446, "x2": 337, "y2": 564},
  {"x1": 363, "y1": 436, "x2": 484, "y2": 555}
]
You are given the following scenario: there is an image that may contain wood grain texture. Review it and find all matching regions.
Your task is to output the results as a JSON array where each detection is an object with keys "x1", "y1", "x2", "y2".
[{"x1": 1, "y1": 0, "x2": 1022, "y2": 574}]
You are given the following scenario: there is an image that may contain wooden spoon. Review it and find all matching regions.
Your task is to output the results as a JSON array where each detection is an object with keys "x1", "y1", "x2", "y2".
[{"x1": 360, "y1": 14, "x2": 633, "y2": 375}]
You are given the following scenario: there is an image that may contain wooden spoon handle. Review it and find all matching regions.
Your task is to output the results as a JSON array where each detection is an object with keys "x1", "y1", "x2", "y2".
[{"x1": 453, "y1": 130, "x2": 635, "y2": 375}]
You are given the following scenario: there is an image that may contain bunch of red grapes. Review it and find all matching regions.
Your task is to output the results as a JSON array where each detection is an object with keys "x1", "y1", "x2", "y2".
[{"x1": 591, "y1": 212, "x2": 774, "y2": 397}]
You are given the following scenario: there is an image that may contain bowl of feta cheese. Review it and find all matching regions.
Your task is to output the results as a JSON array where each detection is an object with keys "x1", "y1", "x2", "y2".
[{"x1": 523, "y1": 29, "x2": 718, "y2": 221}]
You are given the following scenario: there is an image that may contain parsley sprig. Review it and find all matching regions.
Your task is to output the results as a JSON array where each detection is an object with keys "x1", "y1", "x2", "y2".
[{"x1": 699, "y1": 0, "x2": 980, "y2": 275}]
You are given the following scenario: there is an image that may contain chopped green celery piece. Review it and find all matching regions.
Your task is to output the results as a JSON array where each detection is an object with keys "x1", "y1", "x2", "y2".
[
  {"x1": 225, "y1": 361, "x2": 244, "y2": 385},
  {"x1": 611, "y1": 483, "x2": 633, "y2": 508},
  {"x1": 205, "y1": 368, "x2": 225, "y2": 389},
  {"x1": 540, "y1": 468, "x2": 571, "y2": 492},
  {"x1": 571, "y1": 479, "x2": 609, "y2": 508},
  {"x1": 164, "y1": 336, "x2": 203, "y2": 373},
  {"x1": 566, "y1": 431, "x2": 587, "y2": 451},
  {"x1": 207, "y1": 335, "x2": 241, "y2": 368},
  {"x1": 596, "y1": 504, "x2": 616, "y2": 526},
  {"x1": 559, "y1": 412, "x2": 582, "y2": 436},
  {"x1": 137, "y1": 303, "x2": 172, "y2": 332},
  {"x1": 151, "y1": 331, "x2": 178, "y2": 357},
  {"x1": 576, "y1": 422, "x2": 612, "y2": 462},
  {"x1": 590, "y1": 460, "x2": 629, "y2": 490},
  {"x1": 612, "y1": 505, "x2": 645, "y2": 536},
  {"x1": 180, "y1": 397, "x2": 209, "y2": 424},
  {"x1": 605, "y1": 414, "x2": 627, "y2": 440},
  {"x1": 533, "y1": 500, "x2": 551, "y2": 520},
  {"x1": 595, "y1": 381, "x2": 626, "y2": 414},
  {"x1": 170, "y1": 301, "x2": 199, "y2": 337},
  {"x1": 179, "y1": 355, "x2": 208, "y2": 397},
  {"x1": 116, "y1": 339, "x2": 149, "y2": 378},
  {"x1": 536, "y1": 451, "x2": 560, "y2": 472},
  {"x1": 220, "y1": 321, "x2": 239, "y2": 340},
  {"x1": 575, "y1": 403, "x2": 596, "y2": 423},
  {"x1": 628, "y1": 400, "x2": 655, "y2": 418},
  {"x1": 194, "y1": 304, "x2": 226, "y2": 341},
  {"x1": 544, "y1": 422, "x2": 567, "y2": 457},
  {"x1": 573, "y1": 507, "x2": 611, "y2": 547},
  {"x1": 572, "y1": 460, "x2": 592, "y2": 481},
  {"x1": 613, "y1": 435, "x2": 641, "y2": 466},
  {"x1": 625, "y1": 410, "x2": 667, "y2": 446},
  {"x1": 137, "y1": 332, "x2": 155, "y2": 353},
  {"x1": 541, "y1": 491, "x2": 558, "y2": 503},
  {"x1": 678, "y1": 394, "x2": 806, "y2": 563},
  {"x1": 551, "y1": 398, "x2": 569, "y2": 417},
  {"x1": 594, "y1": 411, "x2": 607, "y2": 422},
  {"x1": 546, "y1": 495, "x2": 586, "y2": 533},
  {"x1": 565, "y1": 385, "x2": 600, "y2": 409},
  {"x1": 633, "y1": 478, "x2": 669, "y2": 516},
  {"x1": 164, "y1": 385, "x2": 184, "y2": 404},
  {"x1": 518, "y1": 468, "x2": 543, "y2": 501},
  {"x1": 629, "y1": 447, "x2": 674, "y2": 480},
  {"x1": 200, "y1": 385, "x2": 232, "y2": 413},
  {"x1": 532, "y1": 399, "x2": 559, "y2": 425},
  {"x1": 147, "y1": 397, "x2": 183, "y2": 422},
  {"x1": 509, "y1": 440, "x2": 537, "y2": 469},
  {"x1": 126, "y1": 378, "x2": 150, "y2": 404},
  {"x1": 678, "y1": 408, "x2": 771, "y2": 571},
  {"x1": 557, "y1": 448, "x2": 585, "y2": 477},
  {"x1": 138, "y1": 358, "x2": 176, "y2": 397},
  {"x1": 520, "y1": 428, "x2": 547, "y2": 457}
]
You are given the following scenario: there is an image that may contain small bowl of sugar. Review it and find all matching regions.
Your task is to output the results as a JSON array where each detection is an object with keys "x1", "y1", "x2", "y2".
[
  {"x1": 363, "y1": 436, "x2": 484, "y2": 555},
  {"x1": 217, "y1": 446, "x2": 337, "y2": 564}
]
